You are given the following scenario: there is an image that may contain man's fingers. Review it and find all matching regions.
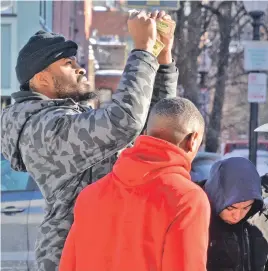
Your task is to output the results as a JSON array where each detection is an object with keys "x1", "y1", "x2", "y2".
[
  {"x1": 137, "y1": 9, "x2": 148, "y2": 18},
  {"x1": 163, "y1": 14, "x2": 172, "y2": 21},
  {"x1": 151, "y1": 10, "x2": 159, "y2": 19},
  {"x1": 128, "y1": 9, "x2": 139, "y2": 19},
  {"x1": 157, "y1": 10, "x2": 166, "y2": 19},
  {"x1": 130, "y1": 9, "x2": 171, "y2": 23},
  {"x1": 132, "y1": 9, "x2": 169, "y2": 21}
]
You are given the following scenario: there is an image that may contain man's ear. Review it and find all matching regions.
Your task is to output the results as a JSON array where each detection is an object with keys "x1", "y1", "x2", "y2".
[
  {"x1": 34, "y1": 71, "x2": 51, "y2": 88},
  {"x1": 186, "y1": 132, "x2": 199, "y2": 152}
]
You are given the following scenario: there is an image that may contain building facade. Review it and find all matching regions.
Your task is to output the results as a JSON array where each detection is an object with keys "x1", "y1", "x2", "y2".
[
  {"x1": 53, "y1": 0, "x2": 91, "y2": 70},
  {"x1": 1, "y1": 0, "x2": 53, "y2": 108}
]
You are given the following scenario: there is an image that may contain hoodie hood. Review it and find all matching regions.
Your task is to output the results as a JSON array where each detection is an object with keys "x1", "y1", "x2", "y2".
[
  {"x1": 204, "y1": 157, "x2": 263, "y2": 218},
  {"x1": 1, "y1": 91, "x2": 78, "y2": 171},
  {"x1": 112, "y1": 135, "x2": 191, "y2": 186}
]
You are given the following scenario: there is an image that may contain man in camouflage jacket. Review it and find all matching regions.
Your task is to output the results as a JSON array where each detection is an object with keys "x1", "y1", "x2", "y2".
[{"x1": 1, "y1": 11, "x2": 178, "y2": 271}]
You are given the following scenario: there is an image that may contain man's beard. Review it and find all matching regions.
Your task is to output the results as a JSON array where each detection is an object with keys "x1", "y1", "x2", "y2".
[
  {"x1": 53, "y1": 76, "x2": 97, "y2": 103},
  {"x1": 67, "y1": 91, "x2": 97, "y2": 103}
]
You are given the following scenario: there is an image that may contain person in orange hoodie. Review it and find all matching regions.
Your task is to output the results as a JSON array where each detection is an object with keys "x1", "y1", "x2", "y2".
[{"x1": 59, "y1": 97, "x2": 211, "y2": 271}]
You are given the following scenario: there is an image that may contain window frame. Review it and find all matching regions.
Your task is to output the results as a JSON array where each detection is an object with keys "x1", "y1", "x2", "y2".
[
  {"x1": 1, "y1": 177, "x2": 40, "y2": 193},
  {"x1": 39, "y1": 0, "x2": 51, "y2": 32},
  {"x1": 1, "y1": 157, "x2": 38, "y2": 193},
  {"x1": 1, "y1": 16, "x2": 18, "y2": 96},
  {"x1": 0, "y1": 0, "x2": 17, "y2": 15}
]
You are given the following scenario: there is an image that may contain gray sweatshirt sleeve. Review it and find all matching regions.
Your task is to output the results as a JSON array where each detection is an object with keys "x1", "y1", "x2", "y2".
[
  {"x1": 91, "y1": 61, "x2": 178, "y2": 182},
  {"x1": 141, "y1": 59, "x2": 178, "y2": 132},
  {"x1": 151, "y1": 59, "x2": 178, "y2": 108},
  {"x1": 30, "y1": 50, "x2": 158, "y2": 174}
]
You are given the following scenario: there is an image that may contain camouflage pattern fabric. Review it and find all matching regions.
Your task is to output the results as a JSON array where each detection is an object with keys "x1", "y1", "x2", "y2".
[
  {"x1": 1, "y1": 51, "x2": 178, "y2": 271},
  {"x1": 248, "y1": 176, "x2": 268, "y2": 271},
  {"x1": 249, "y1": 177, "x2": 268, "y2": 242},
  {"x1": 91, "y1": 60, "x2": 178, "y2": 182}
]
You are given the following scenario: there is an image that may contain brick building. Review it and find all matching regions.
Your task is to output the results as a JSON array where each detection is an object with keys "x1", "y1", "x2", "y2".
[
  {"x1": 53, "y1": 0, "x2": 92, "y2": 70},
  {"x1": 1, "y1": 0, "x2": 53, "y2": 108},
  {"x1": 91, "y1": 8, "x2": 128, "y2": 38}
]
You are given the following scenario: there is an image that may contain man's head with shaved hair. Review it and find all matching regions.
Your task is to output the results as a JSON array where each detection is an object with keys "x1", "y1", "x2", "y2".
[{"x1": 146, "y1": 97, "x2": 205, "y2": 162}]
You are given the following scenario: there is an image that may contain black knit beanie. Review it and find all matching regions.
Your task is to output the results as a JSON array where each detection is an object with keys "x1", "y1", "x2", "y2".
[{"x1": 16, "y1": 30, "x2": 78, "y2": 90}]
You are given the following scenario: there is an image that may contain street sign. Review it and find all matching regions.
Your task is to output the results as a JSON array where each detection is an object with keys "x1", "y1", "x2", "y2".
[
  {"x1": 125, "y1": 1, "x2": 180, "y2": 10},
  {"x1": 247, "y1": 73, "x2": 267, "y2": 103},
  {"x1": 244, "y1": 41, "x2": 268, "y2": 71}
]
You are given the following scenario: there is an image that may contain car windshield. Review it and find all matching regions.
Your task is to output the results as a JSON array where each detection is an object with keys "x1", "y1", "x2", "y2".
[{"x1": 1, "y1": 155, "x2": 29, "y2": 192}]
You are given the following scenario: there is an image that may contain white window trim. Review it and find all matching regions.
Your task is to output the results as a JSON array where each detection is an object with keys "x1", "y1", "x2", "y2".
[
  {"x1": 39, "y1": 0, "x2": 52, "y2": 32},
  {"x1": 39, "y1": 16, "x2": 51, "y2": 32},
  {"x1": 11, "y1": 0, "x2": 17, "y2": 14},
  {"x1": 1, "y1": 16, "x2": 18, "y2": 96},
  {"x1": 1, "y1": 0, "x2": 17, "y2": 15}
]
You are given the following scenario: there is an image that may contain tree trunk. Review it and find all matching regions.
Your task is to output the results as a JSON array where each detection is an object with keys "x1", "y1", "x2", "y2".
[
  {"x1": 183, "y1": 1, "x2": 202, "y2": 106},
  {"x1": 174, "y1": 1, "x2": 202, "y2": 107},
  {"x1": 205, "y1": 1, "x2": 233, "y2": 152}
]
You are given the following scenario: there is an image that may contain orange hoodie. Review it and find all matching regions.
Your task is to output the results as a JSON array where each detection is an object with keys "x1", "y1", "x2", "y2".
[{"x1": 59, "y1": 136, "x2": 210, "y2": 271}]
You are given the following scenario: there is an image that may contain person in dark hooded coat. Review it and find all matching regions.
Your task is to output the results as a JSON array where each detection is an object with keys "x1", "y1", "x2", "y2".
[{"x1": 203, "y1": 157, "x2": 268, "y2": 271}]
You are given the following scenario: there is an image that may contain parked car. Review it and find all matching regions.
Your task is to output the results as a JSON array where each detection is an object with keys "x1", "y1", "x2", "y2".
[
  {"x1": 190, "y1": 152, "x2": 222, "y2": 183},
  {"x1": 223, "y1": 149, "x2": 268, "y2": 176},
  {"x1": 223, "y1": 140, "x2": 268, "y2": 155},
  {"x1": 1, "y1": 154, "x2": 45, "y2": 271},
  {"x1": 1, "y1": 151, "x2": 221, "y2": 270}
]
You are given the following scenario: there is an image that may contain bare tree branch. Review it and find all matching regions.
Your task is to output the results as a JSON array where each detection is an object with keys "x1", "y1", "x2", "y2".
[
  {"x1": 200, "y1": 12, "x2": 214, "y2": 37},
  {"x1": 231, "y1": 3, "x2": 247, "y2": 24},
  {"x1": 201, "y1": 3, "x2": 221, "y2": 17}
]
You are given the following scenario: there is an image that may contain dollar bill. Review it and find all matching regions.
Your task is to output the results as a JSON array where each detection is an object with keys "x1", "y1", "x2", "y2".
[
  {"x1": 152, "y1": 37, "x2": 165, "y2": 57},
  {"x1": 128, "y1": 9, "x2": 167, "y2": 57},
  {"x1": 156, "y1": 19, "x2": 176, "y2": 37}
]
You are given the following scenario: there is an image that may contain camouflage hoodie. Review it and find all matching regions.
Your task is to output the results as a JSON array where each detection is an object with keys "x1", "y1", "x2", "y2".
[{"x1": 1, "y1": 50, "x2": 178, "y2": 271}]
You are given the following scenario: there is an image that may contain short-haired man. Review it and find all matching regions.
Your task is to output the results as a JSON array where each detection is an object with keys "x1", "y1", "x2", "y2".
[{"x1": 60, "y1": 97, "x2": 211, "y2": 271}]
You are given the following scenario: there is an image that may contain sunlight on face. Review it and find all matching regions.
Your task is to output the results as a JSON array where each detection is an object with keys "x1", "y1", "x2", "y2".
[{"x1": 219, "y1": 200, "x2": 254, "y2": 224}]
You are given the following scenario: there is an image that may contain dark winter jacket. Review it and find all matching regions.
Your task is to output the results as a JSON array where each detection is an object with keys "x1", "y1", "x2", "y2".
[{"x1": 203, "y1": 157, "x2": 268, "y2": 271}]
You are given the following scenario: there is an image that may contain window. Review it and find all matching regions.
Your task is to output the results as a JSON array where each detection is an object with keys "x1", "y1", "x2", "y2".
[
  {"x1": 1, "y1": 24, "x2": 11, "y2": 89},
  {"x1": 1, "y1": 0, "x2": 16, "y2": 15},
  {"x1": 39, "y1": 0, "x2": 46, "y2": 21},
  {"x1": 1, "y1": 154, "x2": 30, "y2": 192},
  {"x1": 105, "y1": 0, "x2": 116, "y2": 8},
  {"x1": 39, "y1": 0, "x2": 52, "y2": 31},
  {"x1": 92, "y1": 1, "x2": 115, "y2": 7},
  {"x1": 1, "y1": 16, "x2": 17, "y2": 96}
]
